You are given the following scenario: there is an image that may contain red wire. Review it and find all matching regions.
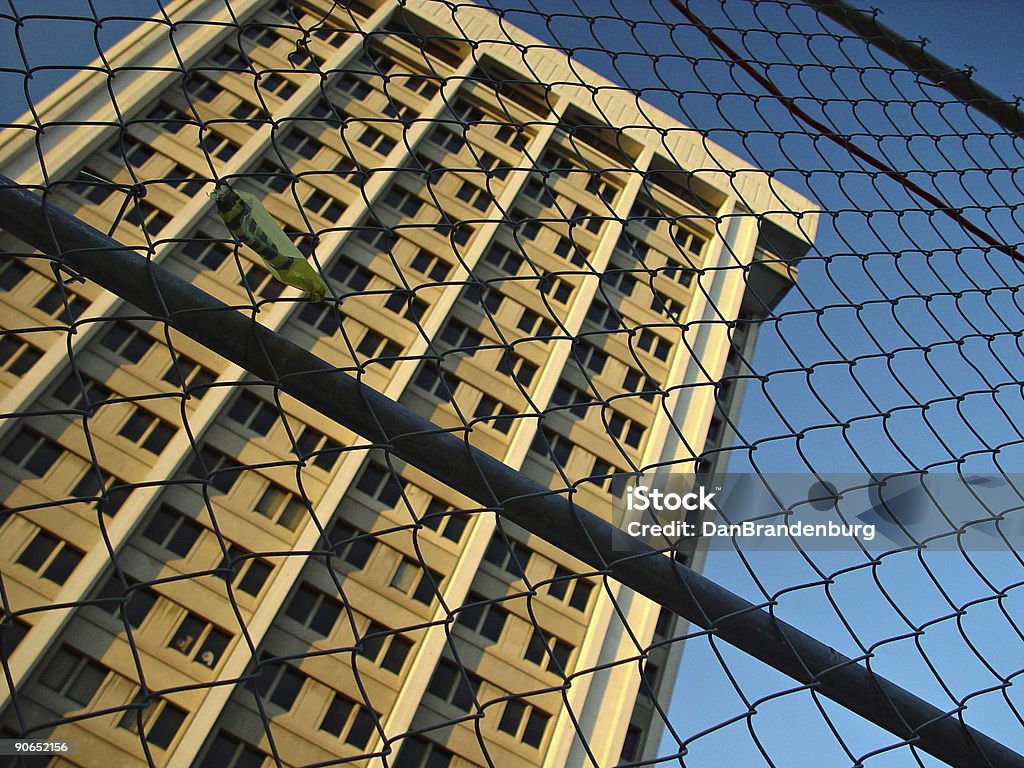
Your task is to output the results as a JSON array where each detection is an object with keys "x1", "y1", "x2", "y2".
[{"x1": 667, "y1": 0, "x2": 1024, "y2": 265}]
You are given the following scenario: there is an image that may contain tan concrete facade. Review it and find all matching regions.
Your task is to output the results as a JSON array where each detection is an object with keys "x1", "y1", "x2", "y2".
[{"x1": 0, "y1": 1, "x2": 816, "y2": 765}]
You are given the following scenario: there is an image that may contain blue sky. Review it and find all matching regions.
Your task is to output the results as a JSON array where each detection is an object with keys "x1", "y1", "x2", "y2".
[{"x1": 2, "y1": 1, "x2": 1023, "y2": 766}]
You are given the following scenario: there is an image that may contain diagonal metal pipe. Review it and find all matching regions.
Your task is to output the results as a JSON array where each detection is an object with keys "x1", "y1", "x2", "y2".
[
  {"x1": 803, "y1": 0, "x2": 1024, "y2": 136},
  {"x1": 2, "y1": 176, "x2": 1022, "y2": 768}
]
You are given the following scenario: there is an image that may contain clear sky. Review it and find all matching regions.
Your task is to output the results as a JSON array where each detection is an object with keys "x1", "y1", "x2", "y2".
[{"x1": 2, "y1": 1, "x2": 1023, "y2": 766}]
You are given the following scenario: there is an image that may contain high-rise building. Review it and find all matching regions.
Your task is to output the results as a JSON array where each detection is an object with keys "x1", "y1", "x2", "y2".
[{"x1": 0, "y1": 0, "x2": 815, "y2": 765}]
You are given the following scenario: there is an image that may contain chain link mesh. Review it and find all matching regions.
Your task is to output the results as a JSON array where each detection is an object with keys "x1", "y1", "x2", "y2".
[{"x1": 1, "y1": 0, "x2": 1023, "y2": 766}]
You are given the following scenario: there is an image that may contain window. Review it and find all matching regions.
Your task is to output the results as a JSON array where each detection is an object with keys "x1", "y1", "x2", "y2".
[
  {"x1": 281, "y1": 130, "x2": 320, "y2": 160},
  {"x1": 356, "y1": 125, "x2": 396, "y2": 155},
  {"x1": 119, "y1": 407, "x2": 177, "y2": 454},
  {"x1": 0, "y1": 336, "x2": 42, "y2": 377},
  {"x1": 164, "y1": 164, "x2": 203, "y2": 197},
  {"x1": 389, "y1": 557, "x2": 437, "y2": 604},
  {"x1": 96, "y1": 575, "x2": 158, "y2": 629},
  {"x1": 226, "y1": 391, "x2": 279, "y2": 436},
  {"x1": 312, "y1": 26, "x2": 347, "y2": 46},
  {"x1": 440, "y1": 318, "x2": 483, "y2": 351},
  {"x1": 549, "y1": 381, "x2": 592, "y2": 418},
  {"x1": 516, "y1": 306, "x2": 555, "y2": 339},
  {"x1": 540, "y1": 275, "x2": 572, "y2": 303},
  {"x1": 3, "y1": 428, "x2": 63, "y2": 478},
  {"x1": 524, "y1": 631, "x2": 573, "y2": 674},
  {"x1": 16, "y1": 529, "x2": 84, "y2": 584},
  {"x1": 421, "y1": 498, "x2": 467, "y2": 543},
  {"x1": 434, "y1": 222, "x2": 472, "y2": 246},
  {"x1": 118, "y1": 697, "x2": 187, "y2": 750},
  {"x1": 586, "y1": 174, "x2": 617, "y2": 203},
  {"x1": 358, "y1": 621, "x2": 413, "y2": 673},
  {"x1": 427, "y1": 125, "x2": 463, "y2": 154},
  {"x1": 608, "y1": 411, "x2": 645, "y2": 449},
  {"x1": 521, "y1": 176, "x2": 550, "y2": 204},
  {"x1": 142, "y1": 505, "x2": 203, "y2": 558},
  {"x1": 199, "y1": 132, "x2": 239, "y2": 163},
  {"x1": 572, "y1": 203, "x2": 604, "y2": 233},
  {"x1": 473, "y1": 395, "x2": 516, "y2": 433},
  {"x1": 356, "y1": 330, "x2": 401, "y2": 366},
  {"x1": 477, "y1": 151, "x2": 508, "y2": 180},
  {"x1": 294, "y1": 425, "x2": 342, "y2": 471},
  {"x1": 239, "y1": 263, "x2": 284, "y2": 300},
  {"x1": 327, "y1": 519, "x2": 375, "y2": 570},
  {"x1": 145, "y1": 101, "x2": 191, "y2": 133},
  {"x1": 672, "y1": 226, "x2": 706, "y2": 256},
  {"x1": 254, "y1": 483, "x2": 306, "y2": 530},
  {"x1": 285, "y1": 583, "x2": 342, "y2": 636},
  {"x1": 168, "y1": 611, "x2": 231, "y2": 668},
  {"x1": 297, "y1": 303, "x2": 341, "y2": 337},
  {"x1": 632, "y1": 200, "x2": 661, "y2": 227},
  {"x1": 529, "y1": 427, "x2": 573, "y2": 468},
  {"x1": 571, "y1": 340, "x2": 607, "y2": 375},
  {"x1": 413, "y1": 362, "x2": 457, "y2": 404},
  {"x1": 498, "y1": 699, "x2": 549, "y2": 748},
  {"x1": 212, "y1": 44, "x2": 246, "y2": 70},
  {"x1": 617, "y1": 232, "x2": 649, "y2": 259},
  {"x1": 409, "y1": 250, "x2": 449, "y2": 281},
  {"x1": 355, "y1": 460, "x2": 403, "y2": 506},
  {"x1": 601, "y1": 268, "x2": 637, "y2": 296},
  {"x1": 548, "y1": 566, "x2": 594, "y2": 611},
  {"x1": 461, "y1": 283, "x2": 503, "y2": 315},
  {"x1": 482, "y1": 534, "x2": 532, "y2": 577},
  {"x1": 0, "y1": 617, "x2": 30, "y2": 659},
  {"x1": 620, "y1": 724, "x2": 643, "y2": 762},
  {"x1": 39, "y1": 647, "x2": 107, "y2": 706},
  {"x1": 662, "y1": 263, "x2": 695, "y2": 287},
  {"x1": 319, "y1": 692, "x2": 376, "y2": 746},
  {"x1": 401, "y1": 76, "x2": 439, "y2": 99},
  {"x1": 333, "y1": 76, "x2": 372, "y2": 102},
  {"x1": 455, "y1": 180, "x2": 491, "y2": 211},
  {"x1": 455, "y1": 592, "x2": 508, "y2": 642},
  {"x1": 394, "y1": 735, "x2": 454, "y2": 768},
  {"x1": 623, "y1": 368, "x2": 658, "y2": 402},
  {"x1": 426, "y1": 658, "x2": 481, "y2": 712},
  {"x1": 497, "y1": 352, "x2": 536, "y2": 387},
  {"x1": 586, "y1": 299, "x2": 620, "y2": 331},
  {"x1": 513, "y1": 211, "x2": 540, "y2": 240},
  {"x1": 554, "y1": 236, "x2": 589, "y2": 267},
  {"x1": 306, "y1": 189, "x2": 345, "y2": 221},
  {"x1": 199, "y1": 731, "x2": 268, "y2": 768},
  {"x1": 116, "y1": 136, "x2": 155, "y2": 168},
  {"x1": 258, "y1": 662, "x2": 306, "y2": 711},
  {"x1": 635, "y1": 328, "x2": 671, "y2": 361},
  {"x1": 328, "y1": 254, "x2": 373, "y2": 290},
  {"x1": 242, "y1": 23, "x2": 278, "y2": 49},
  {"x1": 0, "y1": 257, "x2": 29, "y2": 290},
  {"x1": 260, "y1": 72, "x2": 297, "y2": 99},
  {"x1": 35, "y1": 285, "x2": 88, "y2": 323},
  {"x1": 52, "y1": 372, "x2": 111, "y2": 410},
  {"x1": 100, "y1": 320, "x2": 154, "y2": 363},
  {"x1": 449, "y1": 98, "x2": 485, "y2": 125},
  {"x1": 185, "y1": 73, "x2": 220, "y2": 103},
  {"x1": 220, "y1": 545, "x2": 273, "y2": 596},
  {"x1": 384, "y1": 292, "x2": 428, "y2": 322},
  {"x1": 71, "y1": 470, "x2": 130, "y2": 516},
  {"x1": 179, "y1": 236, "x2": 230, "y2": 271},
  {"x1": 162, "y1": 354, "x2": 216, "y2": 397},
  {"x1": 252, "y1": 160, "x2": 291, "y2": 194},
  {"x1": 382, "y1": 185, "x2": 423, "y2": 217},
  {"x1": 186, "y1": 445, "x2": 243, "y2": 494}
]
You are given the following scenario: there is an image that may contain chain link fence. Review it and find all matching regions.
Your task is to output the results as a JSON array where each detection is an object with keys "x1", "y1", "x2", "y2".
[{"x1": 1, "y1": 0, "x2": 1023, "y2": 766}]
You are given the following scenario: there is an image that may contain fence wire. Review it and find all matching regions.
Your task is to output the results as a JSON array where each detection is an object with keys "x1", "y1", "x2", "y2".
[{"x1": 0, "y1": 1, "x2": 1023, "y2": 768}]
